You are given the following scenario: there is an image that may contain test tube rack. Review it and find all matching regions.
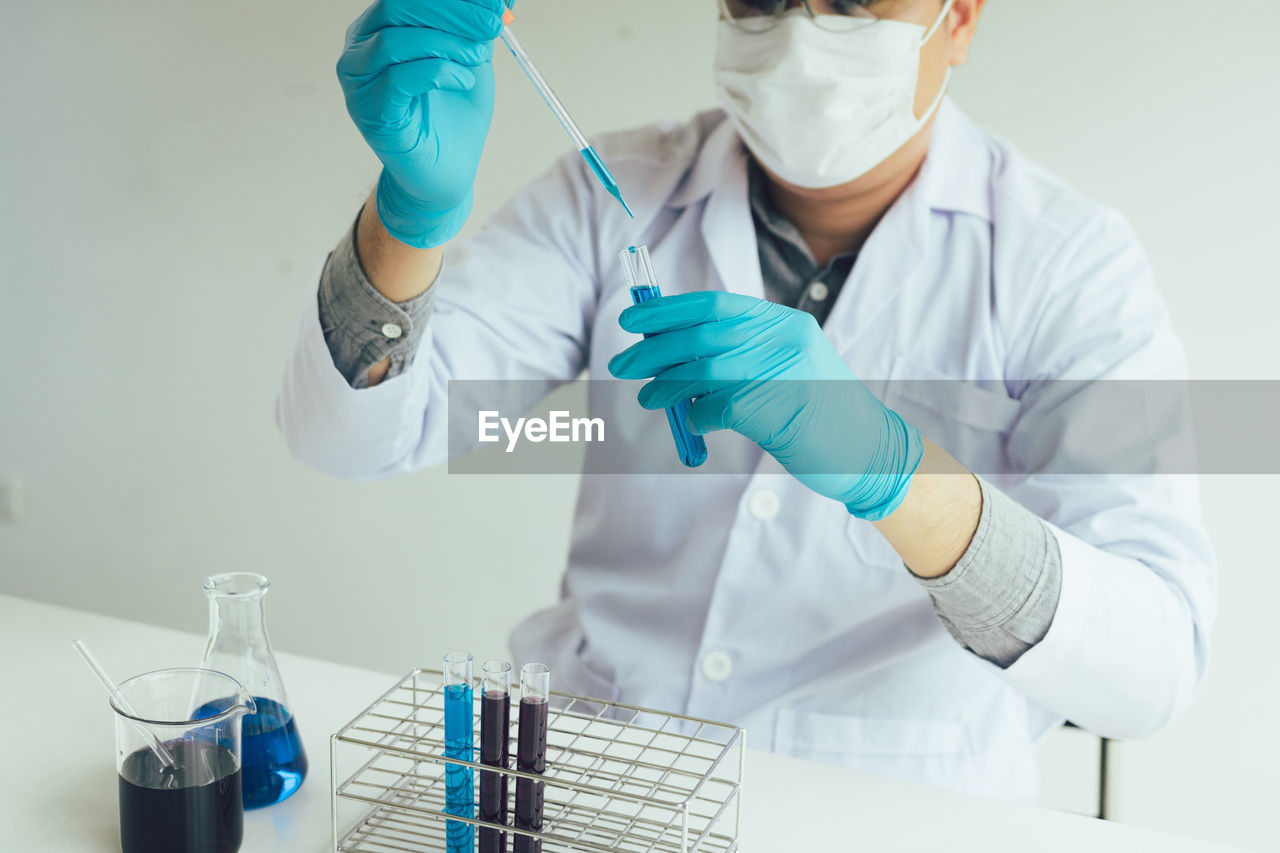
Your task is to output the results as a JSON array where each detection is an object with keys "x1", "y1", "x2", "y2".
[{"x1": 330, "y1": 669, "x2": 745, "y2": 853}]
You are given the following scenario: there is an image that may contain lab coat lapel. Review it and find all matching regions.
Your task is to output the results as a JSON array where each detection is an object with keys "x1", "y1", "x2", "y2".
[
  {"x1": 677, "y1": 104, "x2": 983, "y2": 344},
  {"x1": 824, "y1": 99, "x2": 992, "y2": 357},
  {"x1": 698, "y1": 135, "x2": 765, "y2": 300},
  {"x1": 823, "y1": 169, "x2": 929, "y2": 356}
]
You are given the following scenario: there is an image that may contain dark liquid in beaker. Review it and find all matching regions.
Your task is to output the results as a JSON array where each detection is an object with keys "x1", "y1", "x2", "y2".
[
  {"x1": 513, "y1": 698, "x2": 548, "y2": 853},
  {"x1": 479, "y1": 692, "x2": 511, "y2": 853},
  {"x1": 119, "y1": 740, "x2": 243, "y2": 853},
  {"x1": 195, "y1": 695, "x2": 308, "y2": 809}
]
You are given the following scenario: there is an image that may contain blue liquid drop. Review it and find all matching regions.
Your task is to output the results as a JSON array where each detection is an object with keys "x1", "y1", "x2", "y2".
[{"x1": 194, "y1": 696, "x2": 308, "y2": 809}]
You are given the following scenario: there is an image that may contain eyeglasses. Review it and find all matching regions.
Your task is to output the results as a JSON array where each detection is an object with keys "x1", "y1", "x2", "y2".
[{"x1": 717, "y1": 0, "x2": 915, "y2": 33}]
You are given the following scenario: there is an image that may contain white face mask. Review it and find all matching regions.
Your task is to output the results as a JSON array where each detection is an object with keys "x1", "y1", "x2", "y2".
[{"x1": 714, "y1": 0, "x2": 955, "y2": 189}]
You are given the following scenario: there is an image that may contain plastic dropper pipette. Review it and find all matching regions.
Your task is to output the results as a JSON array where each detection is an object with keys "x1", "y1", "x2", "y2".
[{"x1": 499, "y1": 9, "x2": 635, "y2": 218}]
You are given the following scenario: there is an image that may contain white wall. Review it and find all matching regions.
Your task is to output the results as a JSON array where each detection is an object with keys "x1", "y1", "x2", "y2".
[{"x1": 1, "y1": 1, "x2": 1276, "y2": 848}]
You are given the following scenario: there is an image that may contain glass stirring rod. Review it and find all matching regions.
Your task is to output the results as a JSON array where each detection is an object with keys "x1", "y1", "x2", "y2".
[{"x1": 499, "y1": 9, "x2": 635, "y2": 218}]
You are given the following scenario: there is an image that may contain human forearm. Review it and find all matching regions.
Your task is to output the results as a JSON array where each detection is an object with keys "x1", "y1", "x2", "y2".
[
  {"x1": 315, "y1": 206, "x2": 439, "y2": 390},
  {"x1": 871, "y1": 440, "x2": 981, "y2": 578},
  {"x1": 907, "y1": 475, "x2": 1063, "y2": 667},
  {"x1": 357, "y1": 188, "x2": 446, "y2": 303},
  {"x1": 871, "y1": 442, "x2": 1063, "y2": 669},
  {"x1": 355, "y1": 191, "x2": 446, "y2": 386}
]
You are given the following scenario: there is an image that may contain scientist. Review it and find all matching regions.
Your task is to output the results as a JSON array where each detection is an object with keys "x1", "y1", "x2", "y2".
[{"x1": 278, "y1": 0, "x2": 1216, "y2": 799}]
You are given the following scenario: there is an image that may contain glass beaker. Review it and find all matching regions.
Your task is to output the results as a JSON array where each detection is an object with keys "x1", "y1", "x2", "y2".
[
  {"x1": 200, "y1": 572, "x2": 308, "y2": 808},
  {"x1": 112, "y1": 667, "x2": 255, "y2": 853}
]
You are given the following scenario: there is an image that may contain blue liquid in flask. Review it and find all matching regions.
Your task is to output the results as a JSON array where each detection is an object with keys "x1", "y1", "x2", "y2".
[
  {"x1": 444, "y1": 682, "x2": 475, "y2": 853},
  {"x1": 194, "y1": 695, "x2": 308, "y2": 809}
]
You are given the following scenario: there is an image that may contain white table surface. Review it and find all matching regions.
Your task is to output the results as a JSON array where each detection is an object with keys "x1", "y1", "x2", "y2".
[{"x1": 0, "y1": 593, "x2": 1243, "y2": 853}]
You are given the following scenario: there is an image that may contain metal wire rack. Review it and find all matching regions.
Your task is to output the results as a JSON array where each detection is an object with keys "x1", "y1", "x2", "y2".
[{"x1": 331, "y1": 669, "x2": 746, "y2": 853}]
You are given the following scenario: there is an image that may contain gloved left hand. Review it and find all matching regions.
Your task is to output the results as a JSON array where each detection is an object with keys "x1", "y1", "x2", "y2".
[
  {"x1": 336, "y1": 0, "x2": 508, "y2": 248},
  {"x1": 608, "y1": 291, "x2": 923, "y2": 520}
]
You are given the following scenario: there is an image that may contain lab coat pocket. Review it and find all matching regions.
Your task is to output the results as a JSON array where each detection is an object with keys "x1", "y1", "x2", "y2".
[
  {"x1": 774, "y1": 709, "x2": 975, "y2": 790},
  {"x1": 572, "y1": 634, "x2": 622, "y2": 706},
  {"x1": 881, "y1": 355, "x2": 1021, "y2": 477},
  {"x1": 510, "y1": 603, "x2": 620, "y2": 704}
]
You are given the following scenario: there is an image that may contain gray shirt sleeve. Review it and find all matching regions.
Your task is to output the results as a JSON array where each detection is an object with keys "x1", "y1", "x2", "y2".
[
  {"x1": 912, "y1": 478, "x2": 1063, "y2": 669},
  {"x1": 316, "y1": 208, "x2": 438, "y2": 389}
]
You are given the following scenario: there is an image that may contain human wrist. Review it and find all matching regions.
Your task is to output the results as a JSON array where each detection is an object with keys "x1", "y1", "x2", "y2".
[
  {"x1": 374, "y1": 169, "x2": 472, "y2": 249},
  {"x1": 871, "y1": 441, "x2": 982, "y2": 579},
  {"x1": 358, "y1": 190, "x2": 447, "y2": 304}
]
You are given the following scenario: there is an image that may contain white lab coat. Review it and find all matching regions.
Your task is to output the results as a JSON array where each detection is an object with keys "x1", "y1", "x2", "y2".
[{"x1": 278, "y1": 100, "x2": 1216, "y2": 801}]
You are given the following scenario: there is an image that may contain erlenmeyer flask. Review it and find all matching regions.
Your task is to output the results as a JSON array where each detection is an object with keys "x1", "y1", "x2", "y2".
[{"x1": 199, "y1": 572, "x2": 308, "y2": 809}]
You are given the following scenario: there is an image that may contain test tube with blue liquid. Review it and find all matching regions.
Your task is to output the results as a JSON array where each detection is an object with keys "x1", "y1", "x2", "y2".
[
  {"x1": 620, "y1": 245, "x2": 709, "y2": 468},
  {"x1": 443, "y1": 652, "x2": 475, "y2": 853}
]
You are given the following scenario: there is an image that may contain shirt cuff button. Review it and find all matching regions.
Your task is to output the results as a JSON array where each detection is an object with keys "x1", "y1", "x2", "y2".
[{"x1": 381, "y1": 322, "x2": 404, "y2": 340}]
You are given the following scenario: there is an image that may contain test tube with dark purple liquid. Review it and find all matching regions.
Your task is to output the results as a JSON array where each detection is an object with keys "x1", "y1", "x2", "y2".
[
  {"x1": 513, "y1": 663, "x2": 549, "y2": 853},
  {"x1": 479, "y1": 660, "x2": 512, "y2": 853}
]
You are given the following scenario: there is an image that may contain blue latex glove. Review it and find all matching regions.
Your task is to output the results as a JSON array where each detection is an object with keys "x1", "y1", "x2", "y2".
[
  {"x1": 608, "y1": 292, "x2": 924, "y2": 520},
  {"x1": 337, "y1": 0, "x2": 508, "y2": 248}
]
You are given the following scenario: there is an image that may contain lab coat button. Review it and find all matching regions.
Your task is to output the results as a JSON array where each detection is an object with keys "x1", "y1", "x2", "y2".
[
  {"x1": 701, "y1": 651, "x2": 733, "y2": 682},
  {"x1": 807, "y1": 281, "x2": 829, "y2": 302},
  {"x1": 381, "y1": 322, "x2": 403, "y2": 340},
  {"x1": 748, "y1": 489, "x2": 781, "y2": 521}
]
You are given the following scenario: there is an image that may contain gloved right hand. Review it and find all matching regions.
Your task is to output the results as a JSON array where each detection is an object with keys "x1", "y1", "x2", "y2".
[{"x1": 337, "y1": 0, "x2": 508, "y2": 248}]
